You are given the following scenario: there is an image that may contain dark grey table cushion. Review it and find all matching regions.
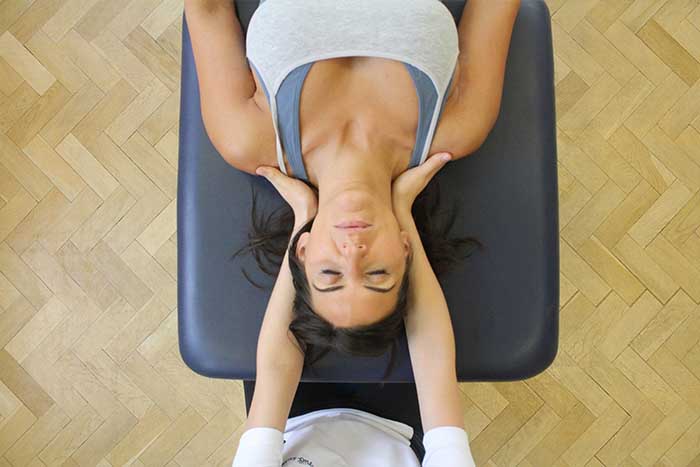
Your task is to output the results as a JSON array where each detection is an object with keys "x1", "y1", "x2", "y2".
[{"x1": 178, "y1": 0, "x2": 559, "y2": 382}]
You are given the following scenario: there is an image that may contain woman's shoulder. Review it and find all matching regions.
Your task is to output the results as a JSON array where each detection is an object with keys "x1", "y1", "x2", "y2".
[{"x1": 216, "y1": 95, "x2": 280, "y2": 175}]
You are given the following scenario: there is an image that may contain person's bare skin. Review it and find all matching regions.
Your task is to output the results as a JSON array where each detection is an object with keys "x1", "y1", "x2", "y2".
[{"x1": 248, "y1": 56, "x2": 464, "y2": 182}]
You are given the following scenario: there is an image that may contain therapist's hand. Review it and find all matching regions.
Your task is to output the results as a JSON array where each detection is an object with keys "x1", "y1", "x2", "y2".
[
  {"x1": 391, "y1": 152, "x2": 452, "y2": 225},
  {"x1": 256, "y1": 165, "x2": 318, "y2": 228}
]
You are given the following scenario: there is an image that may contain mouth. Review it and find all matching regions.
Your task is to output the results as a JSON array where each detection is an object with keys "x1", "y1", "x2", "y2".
[{"x1": 334, "y1": 221, "x2": 372, "y2": 229}]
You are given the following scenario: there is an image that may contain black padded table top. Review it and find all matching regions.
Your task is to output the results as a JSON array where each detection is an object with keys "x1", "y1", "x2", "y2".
[{"x1": 178, "y1": 0, "x2": 559, "y2": 382}]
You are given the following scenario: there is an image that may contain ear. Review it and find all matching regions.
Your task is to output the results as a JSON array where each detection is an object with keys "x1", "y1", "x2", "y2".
[
  {"x1": 400, "y1": 230, "x2": 411, "y2": 259},
  {"x1": 295, "y1": 231, "x2": 310, "y2": 263}
]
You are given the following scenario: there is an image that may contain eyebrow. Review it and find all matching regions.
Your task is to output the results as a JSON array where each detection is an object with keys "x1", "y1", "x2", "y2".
[{"x1": 312, "y1": 283, "x2": 396, "y2": 294}]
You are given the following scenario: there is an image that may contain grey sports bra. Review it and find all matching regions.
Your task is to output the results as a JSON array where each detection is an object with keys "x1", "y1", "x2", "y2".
[{"x1": 246, "y1": 0, "x2": 460, "y2": 182}]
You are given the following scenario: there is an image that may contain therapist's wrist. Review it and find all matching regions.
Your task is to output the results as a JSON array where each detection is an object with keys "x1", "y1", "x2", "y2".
[
  {"x1": 392, "y1": 204, "x2": 411, "y2": 227},
  {"x1": 394, "y1": 208, "x2": 418, "y2": 234}
]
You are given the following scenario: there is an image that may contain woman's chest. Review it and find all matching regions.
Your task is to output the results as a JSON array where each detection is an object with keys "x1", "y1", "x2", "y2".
[
  {"x1": 298, "y1": 57, "x2": 421, "y2": 149},
  {"x1": 252, "y1": 56, "x2": 459, "y2": 160}
]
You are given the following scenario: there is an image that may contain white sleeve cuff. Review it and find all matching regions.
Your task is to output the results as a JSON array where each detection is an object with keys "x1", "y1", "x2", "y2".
[
  {"x1": 232, "y1": 427, "x2": 284, "y2": 467},
  {"x1": 423, "y1": 426, "x2": 476, "y2": 467}
]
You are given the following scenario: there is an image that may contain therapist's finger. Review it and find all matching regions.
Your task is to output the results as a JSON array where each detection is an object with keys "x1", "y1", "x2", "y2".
[{"x1": 412, "y1": 152, "x2": 451, "y2": 185}]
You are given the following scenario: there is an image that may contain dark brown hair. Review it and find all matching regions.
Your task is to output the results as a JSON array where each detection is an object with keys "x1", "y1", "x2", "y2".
[{"x1": 232, "y1": 179, "x2": 483, "y2": 377}]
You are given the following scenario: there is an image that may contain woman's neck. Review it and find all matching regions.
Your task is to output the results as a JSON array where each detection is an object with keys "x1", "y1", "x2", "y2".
[{"x1": 304, "y1": 119, "x2": 408, "y2": 211}]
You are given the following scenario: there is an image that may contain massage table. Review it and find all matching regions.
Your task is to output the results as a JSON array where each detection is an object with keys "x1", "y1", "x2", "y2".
[{"x1": 178, "y1": 0, "x2": 559, "y2": 382}]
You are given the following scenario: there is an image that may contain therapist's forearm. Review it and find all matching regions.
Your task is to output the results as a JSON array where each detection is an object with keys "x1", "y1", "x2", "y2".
[
  {"x1": 246, "y1": 222, "x2": 306, "y2": 432},
  {"x1": 397, "y1": 211, "x2": 464, "y2": 432},
  {"x1": 254, "y1": 248, "x2": 304, "y2": 371}
]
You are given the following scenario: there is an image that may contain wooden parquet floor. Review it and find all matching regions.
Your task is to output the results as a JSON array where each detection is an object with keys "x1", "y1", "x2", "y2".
[{"x1": 0, "y1": 0, "x2": 699, "y2": 465}]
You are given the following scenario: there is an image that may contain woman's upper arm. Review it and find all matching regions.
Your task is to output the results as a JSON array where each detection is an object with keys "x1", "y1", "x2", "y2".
[
  {"x1": 184, "y1": 0, "x2": 275, "y2": 174},
  {"x1": 432, "y1": 0, "x2": 520, "y2": 160}
]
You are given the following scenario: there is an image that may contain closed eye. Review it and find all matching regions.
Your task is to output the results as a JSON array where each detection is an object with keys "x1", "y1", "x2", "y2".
[
  {"x1": 314, "y1": 269, "x2": 394, "y2": 293},
  {"x1": 321, "y1": 269, "x2": 388, "y2": 276}
]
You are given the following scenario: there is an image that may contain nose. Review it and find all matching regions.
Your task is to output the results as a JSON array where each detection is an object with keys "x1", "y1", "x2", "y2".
[
  {"x1": 339, "y1": 234, "x2": 367, "y2": 279},
  {"x1": 340, "y1": 240, "x2": 366, "y2": 278},
  {"x1": 341, "y1": 239, "x2": 367, "y2": 255},
  {"x1": 339, "y1": 232, "x2": 368, "y2": 263}
]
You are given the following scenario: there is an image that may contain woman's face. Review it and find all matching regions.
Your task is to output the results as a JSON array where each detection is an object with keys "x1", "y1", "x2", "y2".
[{"x1": 295, "y1": 189, "x2": 410, "y2": 328}]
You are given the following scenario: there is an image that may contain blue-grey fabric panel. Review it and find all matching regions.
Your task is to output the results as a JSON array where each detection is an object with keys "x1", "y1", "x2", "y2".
[
  {"x1": 251, "y1": 57, "x2": 311, "y2": 181},
  {"x1": 276, "y1": 62, "x2": 313, "y2": 181},
  {"x1": 404, "y1": 63, "x2": 437, "y2": 169}
]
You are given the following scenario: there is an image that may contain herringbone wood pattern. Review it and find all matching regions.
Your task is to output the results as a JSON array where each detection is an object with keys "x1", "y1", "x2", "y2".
[{"x1": 0, "y1": 0, "x2": 699, "y2": 465}]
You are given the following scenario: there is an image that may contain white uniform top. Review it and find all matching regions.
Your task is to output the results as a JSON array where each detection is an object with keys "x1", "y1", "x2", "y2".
[{"x1": 232, "y1": 407, "x2": 476, "y2": 466}]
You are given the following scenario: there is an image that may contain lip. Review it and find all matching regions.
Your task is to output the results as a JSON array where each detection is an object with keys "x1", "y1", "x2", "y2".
[
  {"x1": 336, "y1": 226, "x2": 371, "y2": 231},
  {"x1": 334, "y1": 221, "x2": 372, "y2": 229}
]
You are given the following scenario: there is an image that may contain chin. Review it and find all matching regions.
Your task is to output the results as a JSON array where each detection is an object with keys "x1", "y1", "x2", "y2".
[{"x1": 335, "y1": 191, "x2": 374, "y2": 213}]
